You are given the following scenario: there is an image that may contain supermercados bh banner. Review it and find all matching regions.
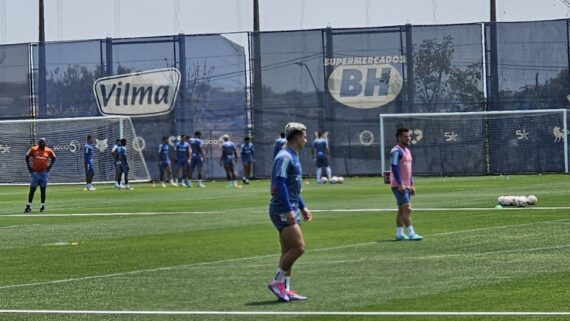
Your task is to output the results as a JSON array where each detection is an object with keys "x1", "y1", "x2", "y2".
[{"x1": 326, "y1": 55, "x2": 405, "y2": 109}]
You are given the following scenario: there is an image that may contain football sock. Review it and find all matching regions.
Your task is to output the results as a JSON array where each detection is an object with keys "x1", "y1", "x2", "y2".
[
  {"x1": 326, "y1": 167, "x2": 332, "y2": 179},
  {"x1": 284, "y1": 276, "x2": 291, "y2": 291},
  {"x1": 316, "y1": 168, "x2": 322, "y2": 181},
  {"x1": 273, "y1": 268, "x2": 286, "y2": 282},
  {"x1": 407, "y1": 226, "x2": 415, "y2": 235},
  {"x1": 396, "y1": 227, "x2": 404, "y2": 236}
]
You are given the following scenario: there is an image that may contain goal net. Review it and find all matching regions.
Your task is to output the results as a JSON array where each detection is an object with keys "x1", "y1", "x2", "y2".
[
  {"x1": 0, "y1": 116, "x2": 150, "y2": 185},
  {"x1": 380, "y1": 109, "x2": 568, "y2": 176}
]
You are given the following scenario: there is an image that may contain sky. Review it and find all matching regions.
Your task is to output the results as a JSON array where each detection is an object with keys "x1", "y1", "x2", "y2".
[{"x1": 1, "y1": 0, "x2": 570, "y2": 45}]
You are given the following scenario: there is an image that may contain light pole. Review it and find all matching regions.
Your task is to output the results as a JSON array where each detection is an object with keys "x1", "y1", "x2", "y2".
[{"x1": 295, "y1": 62, "x2": 324, "y2": 132}]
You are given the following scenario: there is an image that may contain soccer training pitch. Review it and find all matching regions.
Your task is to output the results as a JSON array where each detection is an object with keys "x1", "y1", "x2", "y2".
[{"x1": 0, "y1": 175, "x2": 569, "y2": 321}]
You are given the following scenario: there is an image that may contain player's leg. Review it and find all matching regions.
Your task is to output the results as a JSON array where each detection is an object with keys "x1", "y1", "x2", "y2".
[
  {"x1": 279, "y1": 224, "x2": 307, "y2": 300},
  {"x1": 196, "y1": 162, "x2": 205, "y2": 187},
  {"x1": 39, "y1": 173, "x2": 48, "y2": 212},
  {"x1": 393, "y1": 188, "x2": 410, "y2": 240},
  {"x1": 401, "y1": 202, "x2": 422, "y2": 240},
  {"x1": 229, "y1": 163, "x2": 237, "y2": 186},
  {"x1": 114, "y1": 163, "x2": 121, "y2": 188}
]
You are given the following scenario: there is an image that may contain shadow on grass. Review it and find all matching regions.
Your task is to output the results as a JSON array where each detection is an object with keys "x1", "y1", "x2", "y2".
[{"x1": 245, "y1": 300, "x2": 284, "y2": 306}]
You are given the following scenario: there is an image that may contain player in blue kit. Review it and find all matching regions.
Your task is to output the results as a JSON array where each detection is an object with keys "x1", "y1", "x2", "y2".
[
  {"x1": 175, "y1": 134, "x2": 190, "y2": 187},
  {"x1": 273, "y1": 132, "x2": 286, "y2": 159},
  {"x1": 240, "y1": 136, "x2": 255, "y2": 184},
  {"x1": 84, "y1": 135, "x2": 96, "y2": 191},
  {"x1": 267, "y1": 122, "x2": 312, "y2": 302},
  {"x1": 158, "y1": 136, "x2": 176, "y2": 188},
  {"x1": 116, "y1": 138, "x2": 132, "y2": 190},
  {"x1": 220, "y1": 135, "x2": 238, "y2": 188},
  {"x1": 188, "y1": 131, "x2": 206, "y2": 188},
  {"x1": 312, "y1": 132, "x2": 332, "y2": 184}
]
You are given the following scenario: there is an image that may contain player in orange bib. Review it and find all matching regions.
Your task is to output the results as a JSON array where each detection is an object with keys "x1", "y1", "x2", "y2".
[{"x1": 24, "y1": 138, "x2": 56, "y2": 213}]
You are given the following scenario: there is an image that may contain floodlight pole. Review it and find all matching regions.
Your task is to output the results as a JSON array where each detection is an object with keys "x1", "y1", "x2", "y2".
[{"x1": 37, "y1": 0, "x2": 47, "y2": 118}]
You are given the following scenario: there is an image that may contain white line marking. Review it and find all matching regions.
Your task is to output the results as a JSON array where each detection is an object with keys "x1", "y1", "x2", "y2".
[
  {"x1": 0, "y1": 310, "x2": 569, "y2": 316},
  {"x1": 0, "y1": 217, "x2": 567, "y2": 291},
  {"x1": 1, "y1": 211, "x2": 224, "y2": 217},
  {"x1": 2, "y1": 206, "x2": 568, "y2": 217}
]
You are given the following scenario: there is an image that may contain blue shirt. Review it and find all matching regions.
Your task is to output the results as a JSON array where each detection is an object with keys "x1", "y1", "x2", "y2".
[
  {"x1": 240, "y1": 142, "x2": 255, "y2": 162},
  {"x1": 158, "y1": 143, "x2": 170, "y2": 162},
  {"x1": 84, "y1": 143, "x2": 94, "y2": 165},
  {"x1": 313, "y1": 138, "x2": 328, "y2": 157},
  {"x1": 189, "y1": 138, "x2": 203, "y2": 158},
  {"x1": 175, "y1": 141, "x2": 189, "y2": 161},
  {"x1": 273, "y1": 138, "x2": 286, "y2": 159},
  {"x1": 269, "y1": 147, "x2": 305, "y2": 213},
  {"x1": 221, "y1": 141, "x2": 236, "y2": 161},
  {"x1": 117, "y1": 145, "x2": 127, "y2": 162}
]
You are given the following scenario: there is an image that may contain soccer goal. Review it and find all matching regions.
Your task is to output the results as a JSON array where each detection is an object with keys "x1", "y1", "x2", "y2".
[
  {"x1": 380, "y1": 109, "x2": 568, "y2": 176},
  {"x1": 0, "y1": 116, "x2": 150, "y2": 185}
]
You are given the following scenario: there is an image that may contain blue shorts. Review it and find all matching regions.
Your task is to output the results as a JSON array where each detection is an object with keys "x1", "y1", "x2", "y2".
[
  {"x1": 190, "y1": 157, "x2": 203, "y2": 170},
  {"x1": 269, "y1": 208, "x2": 300, "y2": 232},
  {"x1": 30, "y1": 171, "x2": 49, "y2": 188},
  {"x1": 177, "y1": 160, "x2": 188, "y2": 169},
  {"x1": 223, "y1": 157, "x2": 235, "y2": 166},
  {"x1": 391, "y1": 188, "x2": 411, "y2": 206},
  {"x1": 159, "y1": 160, "x2": 171, "y2": 171},
  {"x1": 316, "y1": 155, "x2": 329, "y2": 168},
  {"x1": 119, "y1": 163, "x2": 129, "y2": 174},
  {"x1": 85, "y1": 163, "x2": 95, "y2": 177},
  {"x1": 241, "y1": 157, "x2": 253, "y2": 165}
]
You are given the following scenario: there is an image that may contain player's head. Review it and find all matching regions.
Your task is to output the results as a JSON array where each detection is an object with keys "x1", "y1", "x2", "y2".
[
  {"x1": 244, "y1": 136, "x2": 251, "y2": 142},
  {"x1": 180, "y1": 135, "x2": 186, "y2": 141},
  {"x1": 396, "y1": 128, "x2": 411, "y2": 146},
  {"x1": 279, "y1": 132, "x2": 286, "y2": 139},
  {"x1": 162, "y1": 136, "x2": 169, "y2": 143},
  {"x1": 317, "y1": 132, "x2": 324, "y2": 138},
  {"x1": 120, "y1": 138, "x2": 127, "y2": 146},
  {"x1": 38, "y1": 137, "x2": 46, "y2": 148},
  {"x1": 194, "y1": 131, "x2": 201, "y2": 138},
  {"x1": 285, "y1": 122, "x2": 307, "y2": 148},
  {"x1": 115, "y1": 139, "x2": 121, "y2": 145},
  {"x1": 222, "y1": 134, "x2": 229, "y2": 142},
  {"x1": 87, "y1": 135, "x2": 93, "y2": 144}
]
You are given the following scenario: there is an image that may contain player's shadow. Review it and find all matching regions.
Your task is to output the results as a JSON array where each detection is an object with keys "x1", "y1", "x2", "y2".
[{"x1": 245, "y1": 300, "x2": 284, "y2": 306}]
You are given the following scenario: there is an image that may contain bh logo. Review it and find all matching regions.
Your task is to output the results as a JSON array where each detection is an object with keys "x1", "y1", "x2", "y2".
[{"x1": 327, "y1": 64, "x2": 403, "y2": 109}]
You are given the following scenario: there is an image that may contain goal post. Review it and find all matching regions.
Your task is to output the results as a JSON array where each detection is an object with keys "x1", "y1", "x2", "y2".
[
  {"x1": 380, "y1": 109, "x2": 568, "y2": 176},
  {"x1": 0, "y1": 116, "x2": 150, "y2": 185}
]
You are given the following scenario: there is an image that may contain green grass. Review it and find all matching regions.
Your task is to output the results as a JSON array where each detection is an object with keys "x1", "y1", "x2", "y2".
[{"x1": 0, "y1": 175, "x2": 569, "y2": 321}]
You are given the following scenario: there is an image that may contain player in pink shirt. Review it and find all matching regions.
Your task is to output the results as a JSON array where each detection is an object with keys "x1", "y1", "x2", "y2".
[{"x1": 390, "y1": 128, "x2": 422, "y2": 241}]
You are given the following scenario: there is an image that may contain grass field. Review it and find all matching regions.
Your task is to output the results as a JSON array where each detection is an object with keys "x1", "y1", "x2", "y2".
[{"x1": 0, "y1": 175, "x2": 569, "y2": 321}]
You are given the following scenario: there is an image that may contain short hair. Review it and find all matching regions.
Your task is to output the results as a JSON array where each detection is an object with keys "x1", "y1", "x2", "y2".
[
  {"x1": 244, "y1": 136, "x2": 251, "y2": 142},
  {"x1": 396, "y1": 128, "x2": 410, "y2": 138},
  {"x1": 120, "y1": 138, "x2": 127, "y2": 145},
  {"x1": 116, "y1": 139, "x2": 121, "y2": 143},
  {"x1": 87, "y1": 135, "x2": 92, "y2": 140},
  {"x1": 222, "y1": 134, "x2": 229, "y2": 141},
  {"x1": 279, "y1": 132, "x2": 286, "y2": 139},
  {"x1": 194, "y1": 131, "x2": 201, "y2": 137},
  {"x1": 162, "y1": 136, "x2": 168, "y2": 141},
  {"x1": 38, "y1": 137, "x2": 46, "y2": 144},
  {"x1": 285, "y1": 122, "x2": 307, "y2": 140}
]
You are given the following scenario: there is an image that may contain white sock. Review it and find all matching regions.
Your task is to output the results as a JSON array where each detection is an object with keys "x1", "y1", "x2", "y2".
[
  {"x1": 407, "y1": 226, "x2": 415, "y2": 235},
  {"x1": 40, "y1": 203, "x2": 45, "y2": 207},
  {"x1": 326, "y1": 167, "x2": 332, "y2": 179},
  {"x1": 284, "y1": 276, "x2": 291, "y2": 291},
  {"x1": 396, "y1": 227, "x2": 404, "y2": 236},
  {"x1": 27, "y1": 202, "x2": 32, "y2": 207},
  {"x1": 273, "y1": 268, "x2": 286, "y2": 282},
  {"x1": 316, "y1": 168, "x2": 322, "y2": 181}
]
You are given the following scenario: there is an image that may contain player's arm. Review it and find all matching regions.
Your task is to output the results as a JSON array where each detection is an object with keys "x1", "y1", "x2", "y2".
[
  {"x1": 298, "y1": 197, "x2": 312, "y2": 222},
  {"x1": 311, "y1": 143, "x2": 316, "y2": 159},
  {"x1": 220, "y1": 148, "x2": 226, "y2": 166},
  {"x1": 275, "y1": 176, "x2": 297, "y2": 224},
  {"x1": 251, "y1": 145, "x2": 255, "y2": 162},
  {"x1": 47, "y1": 150, "x2": 56, "y2": 172},
  {"x1": 234, "y1": 146, "x2": 239, "y2": 160},
  {"x1": 390, "y1": 149, "x2": 404, "y2": 192},
  {"x1": 25, "y1": 151, "x2": 33, "y2": 173}
]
